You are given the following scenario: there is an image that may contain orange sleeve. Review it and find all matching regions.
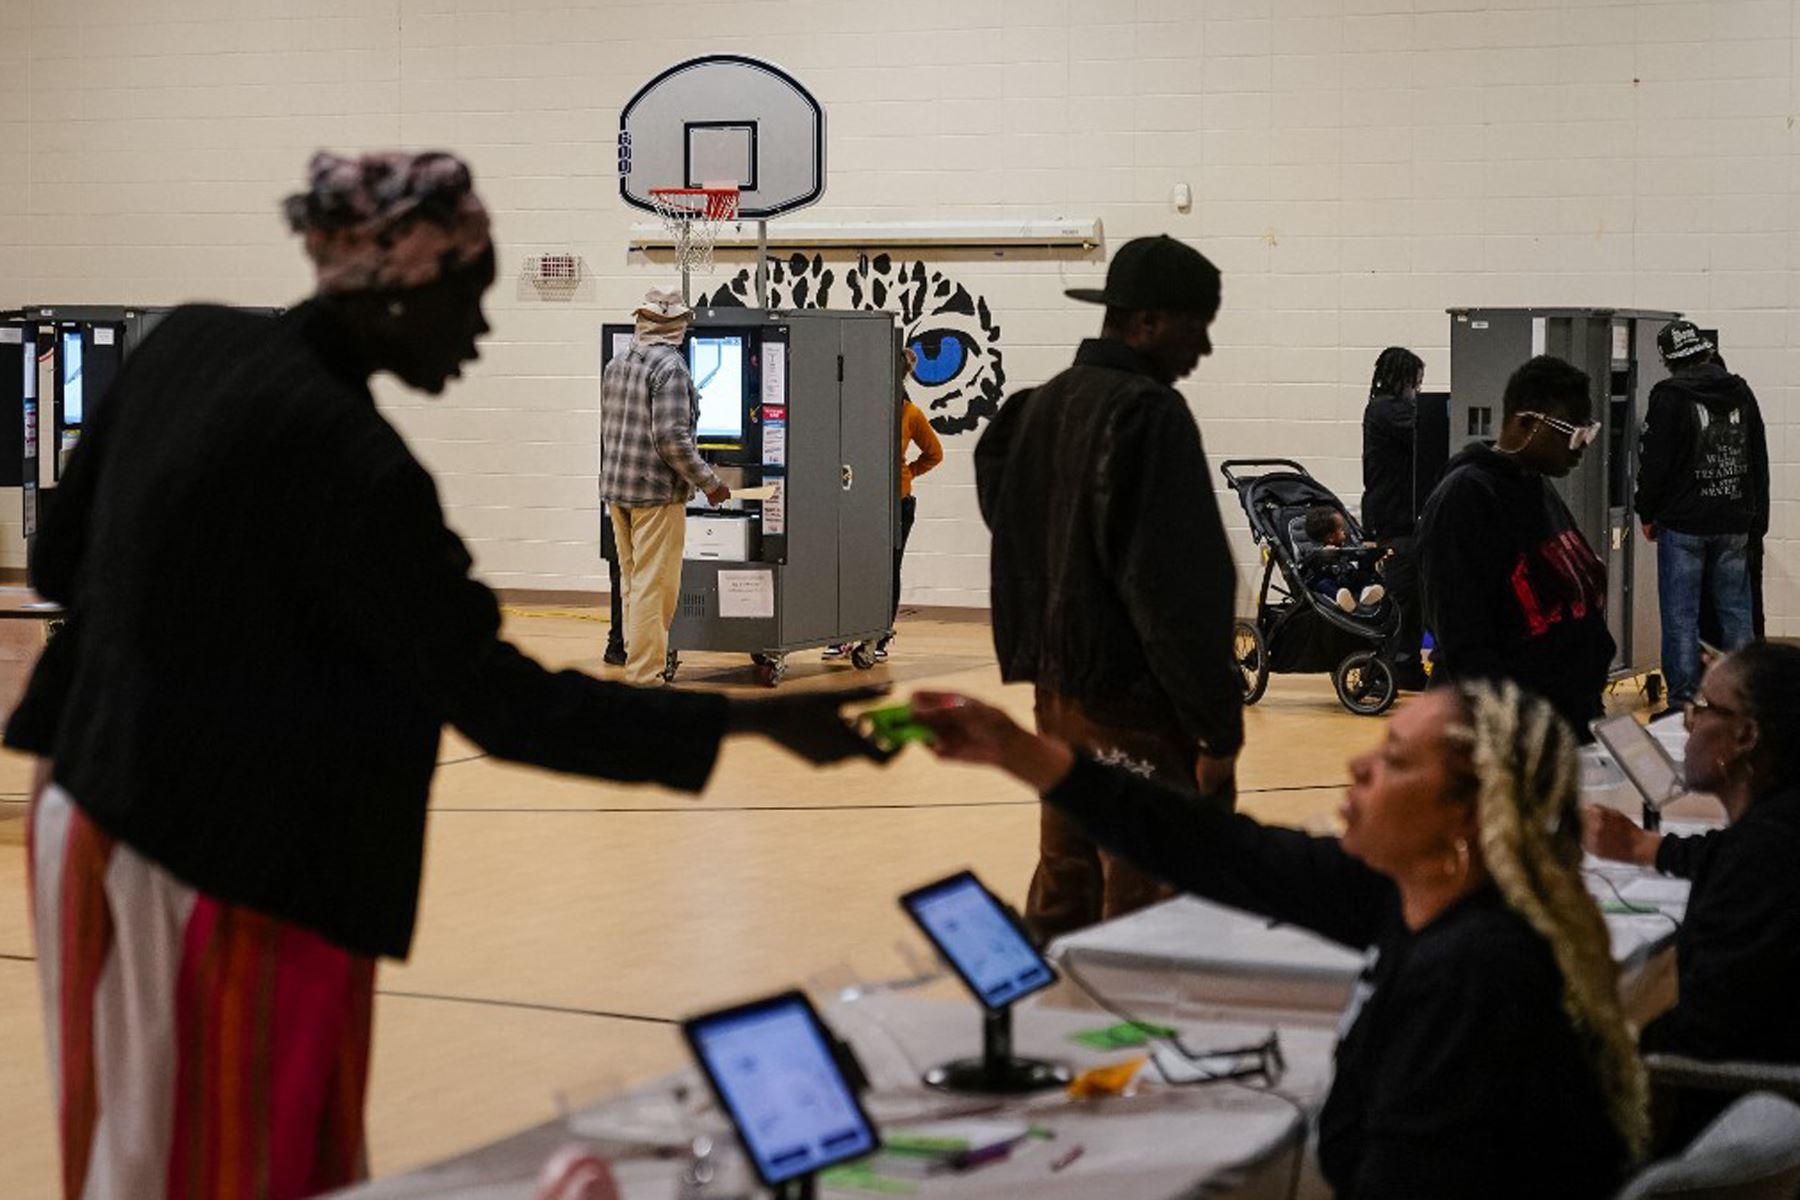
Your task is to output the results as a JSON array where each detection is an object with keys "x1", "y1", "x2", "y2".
[{"x1": 904, "y1": 403, "x2": 943, "y2": 478}]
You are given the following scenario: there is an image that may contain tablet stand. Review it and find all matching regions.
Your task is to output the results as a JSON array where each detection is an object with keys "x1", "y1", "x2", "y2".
[
  {"x1": 772, "y1": 1175, "x2": 817, "y2": 1200},
  {"x1": 1642, "y1": 802, "x2": 1662, "y2": 833},
  {"x1": 923, "y1": 1005, "x2": 1071, "y2": 1094}
]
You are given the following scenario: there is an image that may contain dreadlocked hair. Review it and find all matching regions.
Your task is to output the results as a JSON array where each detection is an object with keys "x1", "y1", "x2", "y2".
[
  {"x1": 1444, "y1": 679, "x2": 1651, "y2": 1162},
  {"x1": 1369, "y1": 346, "x2": 1424, "y2": 399}
]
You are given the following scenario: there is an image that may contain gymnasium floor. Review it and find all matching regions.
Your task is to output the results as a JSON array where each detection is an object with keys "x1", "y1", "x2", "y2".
[{"x1": 0, "y1": 607, "x2": 1537, "y2": 1196}]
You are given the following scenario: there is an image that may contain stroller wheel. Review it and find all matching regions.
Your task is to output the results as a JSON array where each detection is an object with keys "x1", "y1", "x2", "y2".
[
  {"x1": 1334, "y1": 651, "x2": 1397, "y2": 716},
  {"x1": 1233, "y1": 619, "x2": 1270, "y2": 705}
]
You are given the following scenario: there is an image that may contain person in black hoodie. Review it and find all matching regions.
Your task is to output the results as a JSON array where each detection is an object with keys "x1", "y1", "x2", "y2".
[
  {"x1": 1360, "y1": 346, "x2": 1429, "y2": 689},
  {"x1": 1583, "y1": 640, "x2": 1800, "y2": 1150},
  {"x1": 1419, "y1": 355, "x2": 1612, "y2": 738},
  {"x1": 914, "y1": 680, "x2": 1647, "y2": 1199},
  {"x1": 976, "y1": 234, "x2": 1243, "y2": 939},
  {"x1": 1634, "y1": 321, "x2": 1769, "y2": 713}
]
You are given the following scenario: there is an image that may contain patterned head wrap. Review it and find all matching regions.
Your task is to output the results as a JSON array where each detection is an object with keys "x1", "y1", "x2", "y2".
[{"x1": 283, "y1": 150, "x2": 491, "y2": 294}]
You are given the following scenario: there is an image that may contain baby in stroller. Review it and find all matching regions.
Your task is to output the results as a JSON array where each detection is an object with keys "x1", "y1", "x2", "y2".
[{"x1": 1295, "y1": 507, "x2": 1387, "y2": 614}]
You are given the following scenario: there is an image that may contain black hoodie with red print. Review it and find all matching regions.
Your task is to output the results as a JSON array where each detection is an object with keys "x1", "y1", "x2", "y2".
[{"x1": 1418, "y1": 443, "x2": 1615, "y2": 736}]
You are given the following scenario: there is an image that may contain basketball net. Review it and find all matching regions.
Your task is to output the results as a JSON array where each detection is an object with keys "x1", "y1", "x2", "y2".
[{"x1": 648, "y1": 186, "x2": 740, "y2": 280}]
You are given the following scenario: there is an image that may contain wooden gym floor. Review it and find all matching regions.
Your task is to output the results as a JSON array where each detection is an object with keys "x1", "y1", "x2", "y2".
[{"x1": 0, "y1": 607, "x2": 1635, "y2": 1196}]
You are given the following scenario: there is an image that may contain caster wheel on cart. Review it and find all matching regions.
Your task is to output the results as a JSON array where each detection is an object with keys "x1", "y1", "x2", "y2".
[
  {"x1": 1233, "y1": 619, "x2": 1270, "y2": 706},
  {"x1": 849, "y1": 642, "x2": 879, "y2": 670},
  {"x1": 1334, "y1": 651, "x2": 1397, "y2": 717},
  {"x1": 751, "y1": 653, "x2": 786, "y2": 689},
  {"x1": 1646, "y1": 672, "x2": 1664, "y2": 706},
  {"x1": 662, "y1": 650, "x2": 679, "y2": 683}
]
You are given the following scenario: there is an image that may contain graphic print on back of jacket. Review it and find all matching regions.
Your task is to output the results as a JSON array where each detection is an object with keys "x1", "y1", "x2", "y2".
[{"x1": 1692, "y1": 404, "x2": 1748, "y2": 503}]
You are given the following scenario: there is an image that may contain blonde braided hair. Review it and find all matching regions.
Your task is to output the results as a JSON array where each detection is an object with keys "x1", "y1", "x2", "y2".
[{"x1": 1445, "y1": 679, "x2": 1650, "y2": 1161}]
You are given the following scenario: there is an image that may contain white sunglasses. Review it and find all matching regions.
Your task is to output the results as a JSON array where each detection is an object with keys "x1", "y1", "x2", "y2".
[{"x1": 1518, "y1": 411, "x2": 1601, "y2": 450}]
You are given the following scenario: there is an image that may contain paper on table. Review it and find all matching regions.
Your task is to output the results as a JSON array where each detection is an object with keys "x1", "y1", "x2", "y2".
[
  {"x1": 734, "y1": 484, "x2": 779, "y2": 501},
  {"x1": 1618, "y1": 876, "x2": 1690, "y2": 906},
  {"x1": 885, "y1": 1119, "x2": 1029, "y2": 1155}
]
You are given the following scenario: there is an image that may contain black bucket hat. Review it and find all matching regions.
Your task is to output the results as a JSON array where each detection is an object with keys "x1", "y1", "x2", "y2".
[{"x1": 1066, "y1": 235, "x2": 1221, "y2": 313}]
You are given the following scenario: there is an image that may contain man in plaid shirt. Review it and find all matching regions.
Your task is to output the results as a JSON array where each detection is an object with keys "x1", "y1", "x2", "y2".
[{"x1": 601, "y1": 289, "x2": 730, "y2": 684}]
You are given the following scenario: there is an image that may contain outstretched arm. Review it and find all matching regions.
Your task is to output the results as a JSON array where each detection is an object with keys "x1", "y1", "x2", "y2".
[{"x1": 913, "y1": 693, "x2": 1394, "y2": 950}]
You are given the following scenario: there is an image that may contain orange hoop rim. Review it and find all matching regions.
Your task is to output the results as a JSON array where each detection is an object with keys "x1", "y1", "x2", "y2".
[{"x1": 648, "y1": 185, "x2": 741, "y2": 221}]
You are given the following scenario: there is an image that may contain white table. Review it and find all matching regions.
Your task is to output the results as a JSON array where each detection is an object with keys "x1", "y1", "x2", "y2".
[
  {"x1": 326, "y1": 997, "x2": 1338, "y2": 1200},
  {"x1": 1047, "y1": 856, "x2": 1692, "y2": 1029}
]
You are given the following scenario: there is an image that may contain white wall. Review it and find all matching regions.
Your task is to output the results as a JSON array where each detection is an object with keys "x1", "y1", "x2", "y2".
[{"x1": 0, "y1": 0, "x2": 1794, "y2": 628}]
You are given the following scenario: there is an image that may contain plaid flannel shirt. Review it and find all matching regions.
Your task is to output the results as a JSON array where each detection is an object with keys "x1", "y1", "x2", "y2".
[{"x1": 599, "y1": 341, "x2": 723, "y2": 506}]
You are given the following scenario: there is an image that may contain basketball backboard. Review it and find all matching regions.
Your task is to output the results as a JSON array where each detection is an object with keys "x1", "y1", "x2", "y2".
[{"x1": 618, "y1": 55, "x2": 825, "y2": 220}]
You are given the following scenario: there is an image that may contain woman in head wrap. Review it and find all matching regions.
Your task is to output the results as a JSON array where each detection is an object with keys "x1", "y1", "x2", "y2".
[
  {"x1": 914, "y1": 681, "x2": 1648, "y2": 1199},
  {"x1": 7, "y1": 150, "x2": 882, "y2": 1200}
]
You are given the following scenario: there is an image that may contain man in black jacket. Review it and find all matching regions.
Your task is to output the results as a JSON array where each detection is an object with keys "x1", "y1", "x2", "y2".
[
  {"x1": 976, "y1": 235, "x2": 1243, "y2": 938},
  {"x1": 1635, "y1": 321, "x2": 1768, "y2": 714},
  {"x1": 1419, "y1": 356, "x2": 1613, "y2": 737},
  {"x1": 1360, "y1": 346, "x2": 1429, "y2": 690}
]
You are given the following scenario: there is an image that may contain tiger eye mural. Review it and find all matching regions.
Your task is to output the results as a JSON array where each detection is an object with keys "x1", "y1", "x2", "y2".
[{"x1": 702, "y1": 252, "x2": 1006, "y2": 437}]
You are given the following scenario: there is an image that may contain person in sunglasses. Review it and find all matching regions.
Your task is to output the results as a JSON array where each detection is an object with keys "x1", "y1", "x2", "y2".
[
  {"x1": 1582, "y1": 641, "x2": 1800, "y2": 1150},
  {"x1": 1418, "y1": 356, "x2": 1612, "y2": 738},
  {"x1": 1633, "y1": 320, "x2": 1768, "y2": 718}
]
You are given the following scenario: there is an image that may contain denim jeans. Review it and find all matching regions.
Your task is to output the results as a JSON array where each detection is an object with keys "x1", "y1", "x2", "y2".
[{"x1": 1657, "y1": 529, "x2": 1753, "y2": 707}]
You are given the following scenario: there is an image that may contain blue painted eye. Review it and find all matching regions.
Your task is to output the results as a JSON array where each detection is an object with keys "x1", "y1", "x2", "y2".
[{"x1": 909, "y1": 330, "x2": 975, "y2": 387}]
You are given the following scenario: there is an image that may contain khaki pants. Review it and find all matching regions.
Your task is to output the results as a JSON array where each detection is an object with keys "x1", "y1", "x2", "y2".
[
  {"x1": 1026, "y1": 689, "x2": 1211, "y2": 940},
  {"x1": 610, "y1": 502, "x2": 687, "y2": 686}
]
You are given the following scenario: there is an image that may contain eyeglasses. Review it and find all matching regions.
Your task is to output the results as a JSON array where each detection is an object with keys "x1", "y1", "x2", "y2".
[
  {"x1": 1683, "y1": 694, "x2": 1743, "y2": 730},
  {"x1": 1518, "y1": 411, "x2": 1602, "y2": 450},
  {"x1": 1159, "y1": 1029, "x2": 1287, "y2": 1088}
]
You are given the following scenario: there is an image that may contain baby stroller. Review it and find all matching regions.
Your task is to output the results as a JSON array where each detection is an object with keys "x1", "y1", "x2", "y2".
[{"x1": 1221, "y1": 459, "x2": 1401, "y2": 716}]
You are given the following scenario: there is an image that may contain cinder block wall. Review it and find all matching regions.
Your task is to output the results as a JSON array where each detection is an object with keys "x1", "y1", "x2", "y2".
[{"x1": 0, "y1": 0, "x2": 1792, "y2": 629}]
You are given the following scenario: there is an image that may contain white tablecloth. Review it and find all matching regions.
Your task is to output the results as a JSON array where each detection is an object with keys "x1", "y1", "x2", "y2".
[
  {"x1": 327, "y1": 997, "x2": 1339, "y2": 1200},
  {"x1": 1047, "y1": 856, "x2": 1691, "y2": 1029}
]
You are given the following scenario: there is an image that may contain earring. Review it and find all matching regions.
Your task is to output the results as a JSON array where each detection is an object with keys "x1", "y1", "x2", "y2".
[
  {"x1": 387, "y1": 299, "x2": 406, "y2": 318},
  {"x1": 1443, "y1": 837, "x2": 1470, "y2": 878}
]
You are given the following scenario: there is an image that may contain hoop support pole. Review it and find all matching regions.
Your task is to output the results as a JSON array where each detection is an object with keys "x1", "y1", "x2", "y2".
[{"x1": 756, "y1": 220, "x2": 769, "y2": 309}]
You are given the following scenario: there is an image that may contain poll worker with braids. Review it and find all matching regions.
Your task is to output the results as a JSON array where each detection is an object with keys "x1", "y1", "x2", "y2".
[
  {"x1": 914, "y1": 682, "x2": 1646, "y2": 1199},
  {"x1": 1584, "y1": 640, "x2": 1800, "y2": 1149},
  {"x1": 1360, "y1": 346, "x2": 1429, "y2": 689}
]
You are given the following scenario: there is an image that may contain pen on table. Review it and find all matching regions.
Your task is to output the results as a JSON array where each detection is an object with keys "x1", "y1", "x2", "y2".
[{"x1": 1050, "y1": 1144, "x2": 1085, "y2": 1172}]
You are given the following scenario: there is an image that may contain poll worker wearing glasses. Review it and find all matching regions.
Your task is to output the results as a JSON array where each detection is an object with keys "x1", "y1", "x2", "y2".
[
  {"x1": 1583, "y1": 641, "x2": 1800, "y2": 1150},
  {"x1": 912, "y1": 681, "x2": 1646, "y2": 1199},
  {"x1": 1418, "y1": 355, "x2": 1613, "y2": 739}
]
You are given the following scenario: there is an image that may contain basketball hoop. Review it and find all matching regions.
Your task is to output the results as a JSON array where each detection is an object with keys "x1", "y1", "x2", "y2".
[{"x1": 648, "y1": 186, "x2": 740, "y2": 277}]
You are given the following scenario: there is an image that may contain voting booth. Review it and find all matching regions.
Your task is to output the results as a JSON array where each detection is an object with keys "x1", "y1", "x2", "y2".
[{"x1": 601, "y1": 307, "x2": 899, "y2": 686}]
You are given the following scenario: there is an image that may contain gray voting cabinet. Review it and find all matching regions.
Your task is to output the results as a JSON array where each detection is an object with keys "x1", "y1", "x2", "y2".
[
  {"x1": 1447, "y1": 307, "x2": 1672, "y2": 691},
  {"x1": 601, "y1": 308, "x2": 898, "y2": 686}
]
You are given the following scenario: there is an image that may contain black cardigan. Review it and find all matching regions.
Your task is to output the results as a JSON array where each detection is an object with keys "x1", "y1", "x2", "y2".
[
  {"x1": 5, "y1": 303, "x2": 728, "y2": 959},
  {"x1": 1044, "y1": 757, "x2": 1627, "y2": 1200},
  {"x1": 1646, "y1": 787, "x2": 1800, "y2": 1063}
]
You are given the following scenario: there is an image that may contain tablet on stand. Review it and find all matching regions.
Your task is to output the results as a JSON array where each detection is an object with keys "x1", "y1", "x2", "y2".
[
  {"x1": 900, "y1": 870, "x2": 1071, "y2": 1094},
  {"x1": 1591, "y1": 714, "x2": 1688, "y2": 832},
  {"x1": 683, "y1": 990, "x2": 880, "y2": 1199}
]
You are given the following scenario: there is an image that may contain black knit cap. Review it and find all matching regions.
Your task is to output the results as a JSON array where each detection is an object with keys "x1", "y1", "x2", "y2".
[{"x1": 1065, "y1": 235, "x2": 1221, "y2": 313}]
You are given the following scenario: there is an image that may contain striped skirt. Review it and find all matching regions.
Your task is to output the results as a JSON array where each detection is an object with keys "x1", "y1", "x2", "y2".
[{"x1": 29, "y1": 783, "x2": 376, "y2": 1200}]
